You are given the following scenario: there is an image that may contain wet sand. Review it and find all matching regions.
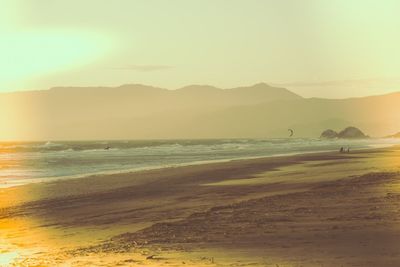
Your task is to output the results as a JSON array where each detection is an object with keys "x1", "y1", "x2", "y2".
[{"x1": 1, "y1": 147, "x2": 400, "y2": 266}]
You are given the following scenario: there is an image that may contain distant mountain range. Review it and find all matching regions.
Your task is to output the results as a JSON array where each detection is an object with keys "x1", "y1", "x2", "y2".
[{"x1": 1, "y1": 83, "x2": 399, "y2": 140}]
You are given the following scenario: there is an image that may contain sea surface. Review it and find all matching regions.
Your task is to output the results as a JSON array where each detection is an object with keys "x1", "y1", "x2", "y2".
[{"x1": 0, "y1": 138, "x2": 399, "y2": 188}]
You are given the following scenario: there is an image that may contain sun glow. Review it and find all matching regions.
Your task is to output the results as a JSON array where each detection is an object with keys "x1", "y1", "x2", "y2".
[
  {"x1": 0, "y1": 1, "x2": 115, "y2": 92},
  {"x1": 0, "y1": 29, "x2": 113, "y2": 91}
]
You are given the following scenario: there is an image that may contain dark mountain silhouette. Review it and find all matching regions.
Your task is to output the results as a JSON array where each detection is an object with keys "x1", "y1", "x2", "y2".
[
  {"x1": 320, "y1": 127, "x2": 368, "y2": 139},
  {"x1": 320, "y1": 129, "x2": 339, "y2": 139}
]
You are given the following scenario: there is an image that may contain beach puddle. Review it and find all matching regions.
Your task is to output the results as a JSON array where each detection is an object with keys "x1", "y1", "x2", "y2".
[
  {"x1": 0, "y1": 216, "x2": 54, "y2": 266},
  {"x1": 0, "y1": 237, "x2": 37, "y2": 267},
  {"x1": 0, "y1": 251, "x2": 19, "y2": 266}
]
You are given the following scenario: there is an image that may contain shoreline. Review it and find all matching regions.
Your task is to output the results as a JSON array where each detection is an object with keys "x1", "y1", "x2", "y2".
[
  {"x1": 1, "y1": 142, "x2": 396, "y2": 190},
  {"x1": 1, "y1": 145, "x2": 400, "y2": 266}
]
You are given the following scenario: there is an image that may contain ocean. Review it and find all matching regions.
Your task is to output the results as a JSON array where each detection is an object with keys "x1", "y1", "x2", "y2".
[{"x1": 0, "y1": 138, "x2": 398, "y2": 188}]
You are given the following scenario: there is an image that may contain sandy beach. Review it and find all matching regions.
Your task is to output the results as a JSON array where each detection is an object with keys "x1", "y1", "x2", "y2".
[
  {"x1": 1, "y1": 146, "x2": 400, "y2": 266},
  {"x1": 3, "y1": 1, "x2": 400, "y2": 266}
]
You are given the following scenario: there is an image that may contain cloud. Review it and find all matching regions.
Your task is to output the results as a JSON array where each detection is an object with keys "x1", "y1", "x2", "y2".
[{"x1": 112, "y1": 65, "x2": 173, "y2": 72}]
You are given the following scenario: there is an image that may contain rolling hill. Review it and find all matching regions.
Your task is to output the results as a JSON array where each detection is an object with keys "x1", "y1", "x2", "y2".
[{"x1": 1, "y1": 83, "x2": 399, "y2": 140}]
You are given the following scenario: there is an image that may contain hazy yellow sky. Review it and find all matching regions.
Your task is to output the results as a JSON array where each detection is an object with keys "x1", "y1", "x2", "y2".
[{"x1": 1, "y1": 0, "x2": 400, "y2": 98}]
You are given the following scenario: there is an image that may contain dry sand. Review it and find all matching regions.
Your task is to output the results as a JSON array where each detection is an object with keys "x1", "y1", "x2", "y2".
[{"x1": 1, "y1": 147, "x2": 400, "y2": 266}]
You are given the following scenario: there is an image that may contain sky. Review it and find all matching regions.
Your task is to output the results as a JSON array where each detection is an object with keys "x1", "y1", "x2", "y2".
[{"x1": 1, "y1": 0, "x2": 400, "y2": 98}]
